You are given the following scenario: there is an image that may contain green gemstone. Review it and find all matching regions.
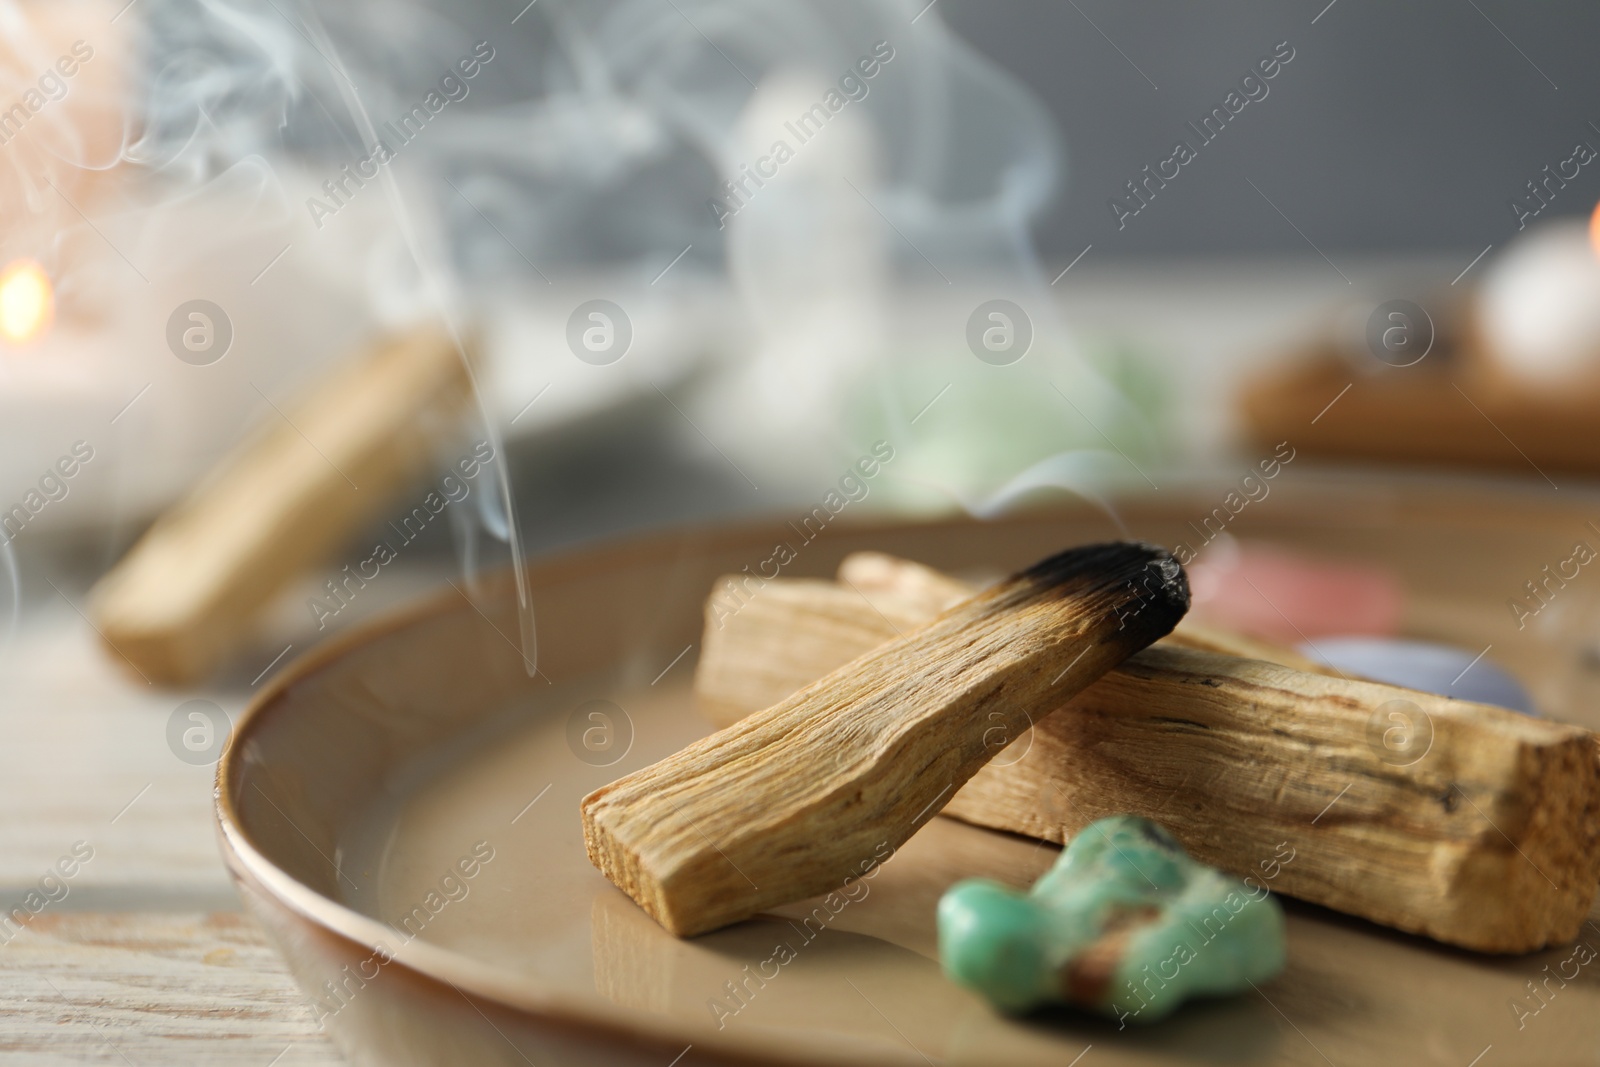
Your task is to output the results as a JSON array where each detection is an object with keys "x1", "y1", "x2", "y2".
[{"x1": 938, "y1": 815, "x2": 1286, "y2": 1023}]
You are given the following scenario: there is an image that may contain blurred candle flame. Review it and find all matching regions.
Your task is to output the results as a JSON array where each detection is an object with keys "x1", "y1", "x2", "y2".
[
  {"x1": 0, "y1": 260, "x2": 54, "y2": 347},
  {"x1": 1591, "y1": 198, "x2": 1600, "y2": 262}
]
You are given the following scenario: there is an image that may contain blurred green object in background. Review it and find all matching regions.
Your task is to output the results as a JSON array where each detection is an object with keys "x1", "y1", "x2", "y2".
[{"x1": 847, "y1": 338, "x2": 1171, "y2": 516}]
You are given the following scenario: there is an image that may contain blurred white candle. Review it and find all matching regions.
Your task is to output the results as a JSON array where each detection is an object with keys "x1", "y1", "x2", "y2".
[{"x1": 1478, "y1": 216, "x2": 1600, "y2": 391}]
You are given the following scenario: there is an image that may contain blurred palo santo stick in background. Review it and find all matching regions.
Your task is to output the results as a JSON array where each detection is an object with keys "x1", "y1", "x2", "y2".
[
  {"x1": 583, "y1": 542, "x2": 1190, "y2": 937},
  {"x1": 89, "y1": 328, "x2": 471, "y2": 685},
  {"x1": 696, "y1": 553, "x2": 1600, "y2": 953}
]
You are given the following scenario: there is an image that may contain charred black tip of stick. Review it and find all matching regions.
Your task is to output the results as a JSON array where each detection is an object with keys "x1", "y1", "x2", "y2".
[
  {"x1": 1018, "y1": 541, "x2": 1188, "y2": 605},
  {"x1": 1011, "y1": 541, "x2": 1190, "y2": 634}
]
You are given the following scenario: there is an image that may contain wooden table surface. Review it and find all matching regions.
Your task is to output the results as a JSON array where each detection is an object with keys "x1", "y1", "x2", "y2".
[{"x1": 1, "y1": 595, "x2": 344, "y2": 1065}]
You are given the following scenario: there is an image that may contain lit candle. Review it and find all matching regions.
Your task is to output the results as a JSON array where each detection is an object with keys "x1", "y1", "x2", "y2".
[
  {"x1": 0, "y1": 1, "x2": 133, "y2": 527},
  {"x1": 0, "y1": 260, "x2": 53, "y2": 345}
]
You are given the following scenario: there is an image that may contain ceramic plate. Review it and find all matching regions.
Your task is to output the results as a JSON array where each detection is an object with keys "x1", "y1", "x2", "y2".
[{"x1": 217, "y1": 480, "x2": 1600, "y2": 1066}]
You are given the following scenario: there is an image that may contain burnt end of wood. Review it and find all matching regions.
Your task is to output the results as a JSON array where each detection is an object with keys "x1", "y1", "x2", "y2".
[{"x1": 1000, "y1": 542, "x2": 1190, "y2": 646}]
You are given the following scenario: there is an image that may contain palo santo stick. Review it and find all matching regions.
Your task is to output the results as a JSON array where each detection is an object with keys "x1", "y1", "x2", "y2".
[
  {"x1": 694, "y1": 555, "x2": 1328, "y2": 728},
  {"x1": 835, "y1": 551, "x2": 973, "y2": 615},
  {"x1": 697, "y1": 558, "x2": 1600, "y2": 953},
  {"x1": 89, "y1": 328, "x2": 471, "y2": 684},
  {"x1": 583, "y1": 542, "x2": 1190, "y2": 937},
  {"x1": 836, "y1": 551, "x2": 1335, "y2": 677}
]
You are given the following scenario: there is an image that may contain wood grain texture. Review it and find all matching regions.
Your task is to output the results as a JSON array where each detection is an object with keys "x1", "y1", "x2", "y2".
[
  {"x1": 584, "y1": 542, "x2": 1190, "y2": 937},
  {"x1": 0, "y1": 912, "x2": 339, "y2": 1065},
  {"x1": 0, "y1": 608, "x2": 340, "y2": 1063},
  {"x1": 88, "y1": 328, "x2": 471, "y2": 685},
  {"x1": 695, "y1": 560, "x2": 1600, "y2": 953}
]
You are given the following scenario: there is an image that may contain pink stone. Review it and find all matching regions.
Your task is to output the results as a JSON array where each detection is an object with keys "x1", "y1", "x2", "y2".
[{"x1": 1186, "y1": 541, "x2": 1403, "y2": 642}]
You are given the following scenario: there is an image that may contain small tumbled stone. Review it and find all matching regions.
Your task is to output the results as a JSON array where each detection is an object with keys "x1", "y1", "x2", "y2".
[
  {"x1": 1300, "y1": 636, "x2": 1535, "y2": 715},
  {"x1": 938, "y1": 814, "x2": 1286, "y2": 1024}
]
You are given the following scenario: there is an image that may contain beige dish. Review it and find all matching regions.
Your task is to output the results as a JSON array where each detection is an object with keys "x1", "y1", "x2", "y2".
[{"x1": 216, "y1": 484, "x2": 1600, "y2": 1066}]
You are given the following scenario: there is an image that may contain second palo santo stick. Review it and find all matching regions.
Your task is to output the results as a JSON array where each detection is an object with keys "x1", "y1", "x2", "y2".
[
  {"x1": 695, "y1": 554, "x2": 1329, "y2": 729},
  {"x1": 583, "y1": 542, "x2": 1189, "y2": 937},
  {"x1": 695, "y1": 556, "x2": 1600, "y2": 953}
]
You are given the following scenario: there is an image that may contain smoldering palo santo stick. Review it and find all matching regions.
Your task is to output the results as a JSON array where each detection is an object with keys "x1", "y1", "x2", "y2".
[
  {"x1": 581, "y1": 542, "x2": 1190, "y2": 938},
  {"x1": 697, "y1": 553, "x2": 1600, "y2": 954},
  {"x1": 692, "y1": 554, "x2": 1332, "y2": 732}
]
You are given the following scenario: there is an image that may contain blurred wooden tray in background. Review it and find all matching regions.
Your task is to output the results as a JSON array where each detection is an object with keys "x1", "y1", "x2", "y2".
[{"x1": 1241, "y1": 343, "x2": 1600, "y2": 479}]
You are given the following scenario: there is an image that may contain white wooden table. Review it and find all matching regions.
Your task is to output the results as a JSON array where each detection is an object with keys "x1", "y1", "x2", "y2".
[{"x1": 0, "y1": 593, "x2": 345, "y2": 1065}]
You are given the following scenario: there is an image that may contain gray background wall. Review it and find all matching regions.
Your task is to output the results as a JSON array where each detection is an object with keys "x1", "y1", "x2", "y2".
[{"x1": 940, "y1": 1, "x2": 1599, "y2": 259}]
